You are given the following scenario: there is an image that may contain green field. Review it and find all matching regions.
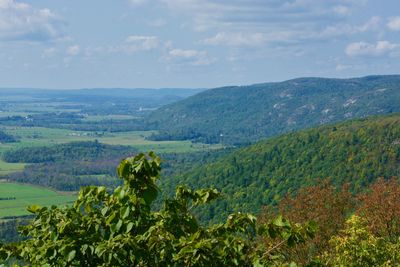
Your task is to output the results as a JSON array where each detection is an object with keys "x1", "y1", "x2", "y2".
[
  {"x1": 0, "y1": 182, "x2": 76, "y2": 218},
  {"x1": 0, "y1": 161, "x2": 25, "y2": 175},
  {"x1": 0, "y1": 111, "x2": 32, "y2": 118}
]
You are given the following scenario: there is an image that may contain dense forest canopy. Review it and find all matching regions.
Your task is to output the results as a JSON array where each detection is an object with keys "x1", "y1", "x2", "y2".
[{"x1": 159, "y1": 114, "x2": 400, "y2": 222}]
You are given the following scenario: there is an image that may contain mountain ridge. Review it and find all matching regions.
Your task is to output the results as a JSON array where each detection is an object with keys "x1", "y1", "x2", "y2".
[{"x1": 148, "y1": 75, "x2": 400, "y2": 145}]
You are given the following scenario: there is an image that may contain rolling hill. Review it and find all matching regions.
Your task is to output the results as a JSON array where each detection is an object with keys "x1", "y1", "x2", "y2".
[
  {"x1": 159, "y1": 114, "x2": 400, "y2": 222},
  {"x1": 148, "y1": 75, "x2": 400, "y2": 145}
]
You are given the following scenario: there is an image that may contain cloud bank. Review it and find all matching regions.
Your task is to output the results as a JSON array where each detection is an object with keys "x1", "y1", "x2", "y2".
[
  {"x1": 346, "y1": 41, "x2": 399, "y2": 57},
  {"x1": 0, "y1": 0, "x2": 64, "y2": 42}
]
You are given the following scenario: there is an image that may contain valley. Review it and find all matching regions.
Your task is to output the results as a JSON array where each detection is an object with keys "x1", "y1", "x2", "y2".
[
  {"x1": 0, "y1": 88, "x2": 219, "y2": 220},
  {"x1": 1, "y1": 77, "x2": 399, "y2": 223},
  {"x1": 2, "y1": 1, "x2": 400, "y2": 264},
  {"x1": 0, "y1": 77, "x2": 399, "y2": 265}
]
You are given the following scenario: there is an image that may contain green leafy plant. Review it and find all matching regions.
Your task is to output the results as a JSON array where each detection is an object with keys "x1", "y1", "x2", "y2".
[
  {"x1": 322, "y1": 215, "x2": 400, "y2": 266},
  {"x1": 0, "y1": 152, "x2": 315, "y2": 266}
]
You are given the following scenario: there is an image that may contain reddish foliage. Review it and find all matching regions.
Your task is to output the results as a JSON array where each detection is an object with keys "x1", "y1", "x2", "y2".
[
  {"x1": 259, "y1": 180, "x2": 354, "y2": 263},
  {"x1": 357, "y1": 177, "x2": 400, "y2": 241}
]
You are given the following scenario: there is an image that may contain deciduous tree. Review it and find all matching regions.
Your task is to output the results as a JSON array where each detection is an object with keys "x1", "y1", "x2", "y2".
[{"x1": 357, "y1": 177, "x2": 400, "y2": 242}]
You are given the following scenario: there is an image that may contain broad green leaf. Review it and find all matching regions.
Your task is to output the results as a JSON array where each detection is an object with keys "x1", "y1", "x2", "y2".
[
  {"x1": 126, "y1": 222, "x2": 134, "y2": 233},
  {"x1": 27, "y1": 205, "x2": 42, "y2": 213},
  {"x1": 122, "y1": 206, "x2": 130, "y2": 219},
  {"x1": 67, "y1": 250, "x2": 76, "y2": 262}
]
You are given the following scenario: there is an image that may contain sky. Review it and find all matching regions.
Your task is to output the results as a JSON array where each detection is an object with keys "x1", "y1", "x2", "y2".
[{"x1": 0, "y1": 0, "x2": 400, "y2": 89}]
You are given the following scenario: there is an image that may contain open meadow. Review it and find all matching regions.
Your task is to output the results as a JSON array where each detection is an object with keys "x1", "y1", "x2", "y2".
[
  {"x1": 0, "y1": 182, "x2": 75, "y2": 218},
  {"x1": 0, "y1": 161, "x2": 25, "y2": 176}
]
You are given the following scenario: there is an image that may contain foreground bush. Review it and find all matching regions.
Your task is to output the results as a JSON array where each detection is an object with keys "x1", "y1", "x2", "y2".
[
  {"x1": 323, "y1": 215, "x2": 400, "y2": 266},
  {"x1": 0, "y1": 152, "x2": 314, "y2": 266}
]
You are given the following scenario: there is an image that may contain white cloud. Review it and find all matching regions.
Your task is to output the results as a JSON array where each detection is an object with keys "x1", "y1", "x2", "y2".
[
  {"x1": 318, "y1": 16, "x2": 381, "y2": 39},
  {"x1": 162, "y1": 1, "x2": 378, "y2": 46},
  {"x1": 67, "y1": 45, "x2": 80, "y2": 56},
  {"x1": 387, "y1": 16, "x2": 400, "y2": 31},
  {"x1": 0, "y1": 0, "x2": 64, "y2": 42},
  {"x1": 202, "y1": 32, "x2": 266, "y2": 46},
  {"x1": 167, "y1": 48, "x2": 214, "y2": 66},
  {"x1": 201, "y1": 15, "x2": 383, "y2": 48},
  {"x1": 346, "y1": 41, "x2": 399, "y2": 57},
  {"x1": 123, "y1": 35, "x2": 159, "y2": 52},
  {"x1": 169, "y1": 49, "x2": 200, "y2": 58},
  {"x1": 161, "y1": 0, "x2": 362, "y2": 29},
  {"x1": 358, "y1": 16, "x2": 381, "y2": 32}
]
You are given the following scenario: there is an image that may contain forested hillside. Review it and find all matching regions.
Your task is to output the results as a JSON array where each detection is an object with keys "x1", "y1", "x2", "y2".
[
  {"x1": 148, "y1": 75, "x2": 400, "y2": 145},
  {"x1": 159, "y1": 114, "x2": 400, "y2": 222}
]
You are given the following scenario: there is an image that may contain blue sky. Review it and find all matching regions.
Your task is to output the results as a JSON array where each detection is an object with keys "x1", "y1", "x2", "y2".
[{"x1": 0, "y1": 0, "x2": 400, "y2": 89}]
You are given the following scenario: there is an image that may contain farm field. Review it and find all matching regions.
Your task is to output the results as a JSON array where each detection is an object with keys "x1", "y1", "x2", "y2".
[
  {"x1": 0, "y1": 127, "x2": 224, "y2": 213},
  {"x1": 0, "y1": 111, "x2": 32, "y2": 118},
  {"x1": 0, "y1": 127, "x2": 221, "y2": 174},
  {"x1": 0, "y1": 182, "x2": 75, "y2": 218},
  {"x1": 0, "y1": 89, "x2": 220, "y2": 221},
  {"x1": 0, "y1": 161, "x2": 25, "y2": 176}
]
